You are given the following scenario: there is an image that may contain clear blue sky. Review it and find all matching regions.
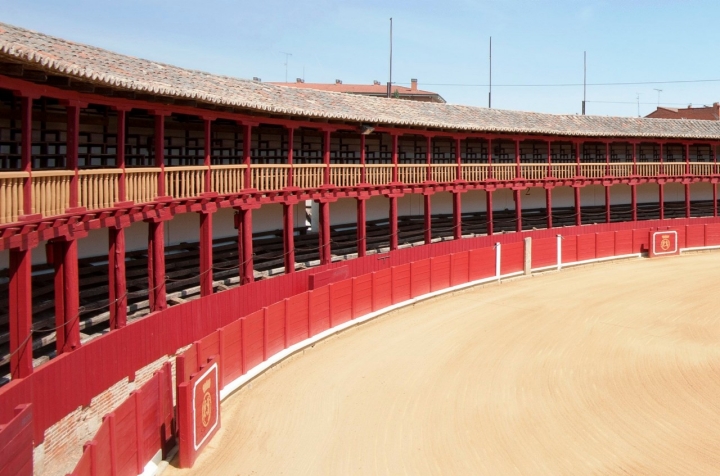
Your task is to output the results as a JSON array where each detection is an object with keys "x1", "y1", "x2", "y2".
[{"x1": 4, "y1": 0, "x2": 720, "y2": 117}]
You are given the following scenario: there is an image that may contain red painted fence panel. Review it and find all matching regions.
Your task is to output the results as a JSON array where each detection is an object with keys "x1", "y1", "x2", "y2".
[
  {"x1": 352, "y1": 275, "x2": 373, "y2": 318},
  {"x1": 576, "y1": 234, "x2": 596, "y2": 261},
  {"x1": 615, "y1": 230, "x2": 633, "y2": 255},
  {"x1": 532, "y1": 237, "x2": 556, "y2": 269},
  {"x1": 113, "y1": 397, "x2": 138, "y2": 476},
  {"x1": 562, "y1": 235, "x2": 577, "y2": 264},
  {"x1": 450, "y1": 252, "x2": 469, "y2": 286},
  {"x1": 0, "y1": 404, "x2": 32, "y2": 476},
  {"x1": 410, "y1": 259, "x2": 431, "y2": 297},
  {"x1": 94, "y1": 420, "x2": 112, "y2": 476},
  {"x1": 500, "y1": 242, "x2": 523, "y2": 275},
  {"x1": 330, "y1": 280, "x2": 353, "y2": 326},
  {"x1": 707, "y1": 224, "x2": 720, "y2": 246},
  {"x1": 373, "y1": 269, "x2": 392, "y2": 310},
  {"x1": 265, "y1": 302, "x2": 286, "y2": 358},
  {"x1": 309, "y1": 286, "x2": 330, "y2": 336},
  {"x1": 391, "y1": 264, "x2": 412, "y2": 303},
  {"x1": 596, "y1": 232, "x2": 615, "y2": 258},
  {"x1": 469, "y1": 247, "x2": 495, "y2": 280},
  {"x1": 286, "y1": 293, "x2": 309, "y2": 346},
  {"x1": 242, "y1": 310, "x2": 264, "y2": 372},
  {"x1": 430, "y1": 255, "x2": 451, "y2": 291},
  {"x1": 220, "y1": 320, "x2": 243, "y2": 384}
]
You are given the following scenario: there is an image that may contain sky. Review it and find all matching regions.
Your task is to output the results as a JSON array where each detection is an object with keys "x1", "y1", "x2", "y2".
[{"x1": 3, "y1": 0, "x2": 720, "y2": 117}]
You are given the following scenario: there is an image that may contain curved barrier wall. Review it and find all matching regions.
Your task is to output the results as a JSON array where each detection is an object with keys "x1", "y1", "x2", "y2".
[{"x1": 3, "y1": 217, "x2": 720, "y2": 475}]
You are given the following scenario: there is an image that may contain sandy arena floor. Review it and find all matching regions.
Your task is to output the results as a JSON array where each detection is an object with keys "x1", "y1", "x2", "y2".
[{"x1": 167, "y1": 253, "x2": 720, "y2": 475}]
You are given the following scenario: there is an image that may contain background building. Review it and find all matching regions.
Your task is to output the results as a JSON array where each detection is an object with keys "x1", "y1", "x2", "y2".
[
  {"x1": 645, "y1": 102, "x2": 720, "y2": 120},
  {"x1": 271, "y1": 78, "x2": 446, "y2": 103}
]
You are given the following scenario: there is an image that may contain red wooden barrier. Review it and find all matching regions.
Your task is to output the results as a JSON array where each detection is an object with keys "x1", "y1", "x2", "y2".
[
  {"x1": 410, "y1": 259, "x2": 431, "y2": 298},
  {"x1": 309, "y1": 286, "x2": 330, "y2": 336},
  {"x1": 450, "y1": 252, "x2": 470, "y2": 286},
  {"x1": 501, "y1": 242, "x2": 523, "y2": 275},
  {"x1": 391, "y1": 264, "x2": 412, "y2": 304},
  {"x1": 531, "y1": 237, "x2": 556, "y2": 269},
  {"x1": 265, "y1": 302, "x2": 286, "y2": 358},
  {"x1": 430, "y1": 255, "x2": 451, "y2": 292},
  {"x1": 352, "y1": 275, "x2": 373, "y2": 318},
  {"x1": 0, "y1": 404, "x2": 32, "y2": 476},
  {"x1": 242, "y1": 310, "x2": 264, "y2": 371},
  {"x1": 286, "y1": 293, "x2": 309, "y2": 346},
  {"x1": 373, "y1": 269, "x2": 392, "y2": 310},
  {"x1": 330, "y1": 280, "x2": 353, "y2": 326},
  {"x1": 469, "y1": 247, "x2": 495, "y2": 280}
]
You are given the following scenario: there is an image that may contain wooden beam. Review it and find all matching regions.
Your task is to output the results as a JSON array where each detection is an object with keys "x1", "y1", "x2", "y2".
[
  {"x1": 22, "y1": 69, "x2": 47, "y2": 82},
  {"x1": 0, "y1": 62, "x2": 23, "y2": 76},
  {"x1": 69, "y1": 81, "x2": 95, "y2": 93},
  {"x1": 46, "y1": 75, "x2": 71, "y2": 87}
]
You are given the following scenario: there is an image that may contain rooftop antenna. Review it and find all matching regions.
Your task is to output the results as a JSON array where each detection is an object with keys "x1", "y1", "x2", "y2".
[
  {"x1": 388, "y1": 17, "x2": 393, "y2": 98},
  {"x1": 653, "y1": 88, "x2": 663, "y2": 108},
  {"x1": 636, "y1": 93, "x2": 640, "y2": 117},
  {"x1": 582, "y1": 51, "x2": 586, "y2": 115},
  {"x1": 489, "y1": 36, "x2": 492, "y2": 108},
  {"x1": 280, "y1": 52, "x2": 292, "y2": 83}
]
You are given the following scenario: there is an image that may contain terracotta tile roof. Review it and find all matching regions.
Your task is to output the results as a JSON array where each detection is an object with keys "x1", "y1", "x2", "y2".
[
  {"x1": 646, "y1": 104, "x2": 720, "y2": 121},
  {"x1": 268, "y1": 82, "x2": 445, "y2": 100},
  {"x1": 3, "y1": 22, "x2": 720, "y2": 140}
]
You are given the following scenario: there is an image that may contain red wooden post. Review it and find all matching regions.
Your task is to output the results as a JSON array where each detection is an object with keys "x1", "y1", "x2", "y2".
[
  {"x1": 243, "y1": 123, "x2": 252, "y2": 189},
  {"x1": 323, "y1": 129, "x2": 331, "y2": 185},
  {"x1": 685, "y1": 183, "x2": 691, "y2": 218},
  {"x1": 391, "y1": 133, "x2": 399, "y2": 183},
  {"x1": 356, "y1": 198, "x2": 367, "y2": 256},
  {"x1": 632, "y1": 142, "x2": 638, "y2": 176},
  {"x1": 605, "y1": 186, "x2": 611, "y2": 223},
  {"x1": 319, "y1": 200, "x2": 331, "y2": 264},
  {"x1": 9, "y1": 246, "x2": 33, "y2": 378},
  {"x1": 714, "y1": 183, "x2": 718, "y2": 218},
  {"x1": 360, "y1": 134, "x2": 367, "y2": 183},
  {"x1": 20, "y1": 96, "x2": 32, "y2": 214},
  {"x1": 455, "y1": 137, "x2": 462, "y2": 181},
  {"x1": 283, "y1": 202, "x2": 295, "y2": 273},
  {"x1": 66, "y1": 103, "x2": 80, "y2": 208},
  {"x1": 426, "y1": 136, "x2": 432, "y2": 181},
  {"x1": 515, "y1": 139, "x2": 521, "y2": 179},
  {"x1": 204, "y1": 117, "x2": 212, "y2": 192},
  {"x1": 199, "y1": 210, "x2": 214, "y2": 296},
  {"x1": 545, "y1": 187, "x2": 552, "y2": 229},
  {"x1": 286, "y1": 127, "x2": 294, "y2": 187},
  {"x1": 63, "y1": 238, "x2": 81, "y2": 351},
  {"x1": 486, "y1": 189, "x2": 494, "y2": 235},
  {"x1": 148, "y1": 219, "x2": 167, "y2": 311},
  {"x1": 389, "y1": 196, "x2": 398, "y2": 249},
  {"x1": 424, "y1": 193, "x2": 432, "y2": 244},
  {"x1": 659, "y1": 183, "x2": 665, "y2": 220},
  {"x1": 108, "y1": 225, "x2": 128, "y2": 329},
  {"x1": 631, "y1": 185, "x2": 638, "y2": 221},
  {"x1": 154, "y1": 113, "x2": 166, "y2": 197},
  {"x1": 575, "y1": 141, "x2": 581, "y2": 177},
  {"x1": 547, "y1": 140, "x2": 552, "y2": 178},
  {"x1": 237, "y1": 207, "x2": 254, "y2": 284},
  {"x1": 116, "y1": 108, "x2": 127, "y2": 202},
  {"x1": 51, "y1": 241, "x2": 66, "y2": 353},
  {"x1": 452, "y1": 191, "x2": 462, "y2": 239},
  {"x1": 514, "y1": 189, "x2": 522, "y2": 232},
  {"x1": 574, "y1": 186, "x2": 582, "y2": 226}
]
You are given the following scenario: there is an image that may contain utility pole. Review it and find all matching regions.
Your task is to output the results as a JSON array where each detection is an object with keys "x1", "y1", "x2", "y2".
[
  {"x1": 388, "y1": 17, "x2": 393, "y2": 98},
  {"x1": 489, "y1": 37, "x2": 492, "y2": 108},
  {"x1": 280, "y1": 52, "x2": 292, "y2": 83},
  {"x1": 582, "y1": 51, "x2": 586, "y2": 115}
]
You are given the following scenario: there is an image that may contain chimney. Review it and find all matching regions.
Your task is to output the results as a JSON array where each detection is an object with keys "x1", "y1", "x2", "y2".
[
  {"x1": 252, "y1": 77, "x2": 261, "y2": 82},
  {"x1": 410, "y1": 78, "x2": 418, "y2": 91},
  {"x1": 296, "y1": 78, "x2": 304, "y2": 83},
  {"x1": 335, "y1": 79, "x2": 342, "y2": 84},
  {"x1": 714, "y1": 102, "x2": 720, "y2": 119},
  {"x1": 373, "y1": 80, "x2": 380, "y2": 85}
]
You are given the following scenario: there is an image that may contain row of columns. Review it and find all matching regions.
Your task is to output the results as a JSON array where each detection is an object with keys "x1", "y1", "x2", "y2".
[{"x1": 7, "y1": 179, "x2": 718, "y2": 379}]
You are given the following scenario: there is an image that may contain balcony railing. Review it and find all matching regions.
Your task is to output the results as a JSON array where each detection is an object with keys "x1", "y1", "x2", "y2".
[{"x1": 0, "y1": 162, "x2": 716, "y2": 224}]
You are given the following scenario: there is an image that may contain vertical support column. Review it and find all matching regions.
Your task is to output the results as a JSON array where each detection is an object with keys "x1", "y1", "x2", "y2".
[
  {"x1": 389, "y1": 196, "x2": 398, "y2": 250},
  {"x1": 323, "y1": 129, "x2": 331, "y2": 185},
  {"x1": 318, "y1": 201, "x2": 331, "y2": 264},
  {"x1": 714, "y1": 182, "x2": 718, "y2": 218},
  {"x1": 20, "y1": 96, "x2": 33, "y2": 214},
  {"x1": 66, "y1": 103, "x2": 80, "y2": 208},
  {"x1": 199, "y1": 210, "x2": 214, "y2": 296},
  {"x1": 108, "y1": 226, "x2": 128, "y2": 329},
  {"x1": 452, "y1": 191, "x2": 462, "y2": 239},
  {"x1": 455, "y1": 137, "x2": 462, "y2": 181},
  {"x1": 62, "y1": 238, "x2": 81, "y2": 351},
  {"x1": 605, "y1": 186, "x2": 611, "y2": 223},
  {"x1": 51, "y1": 241, "x2": 66, "y2": 353},
  {"x1": 283, "y1": 202, "x2": 295, "y2": 273},
  {"x1": 356, "y1": 198, "x2": 367, "y2": 257},
  {"x1": 515, "y1": 139, "x2": 521, "y2": 179},
  {"x1": 203, "y1": 117, "x2": 212, "y2": 192},
  {"x1": 391, "y1": 133, "x2": 399, "y2": 183},
  {"x1": 424, "y1": 193, "x2": 432, "y2": 244},
  {"x1": 546, "y1": 187, "x2": 553, "y2": 229},
  {"x1": 360, "y1": 135, "x2": 367, "y2": 183},
  {"x1": 154, "y1": 113, "x2": 166, "y2": 197},
  {"x1": 659, "y1": 183, "x2": 665, "y2": 220},
  {"x1": 685, "y1": 183, "x2": 691, "y2": 218},
  {"x1": 243, "y1": 123, "x2": 252, "y2": 189},
  {"x1": 9, "y1": 247, "x2": 33, "y2": 378},
  {"x1": 514, "y1": 189, "x2": 522, "y2": 232},
  {"x1": 237, "y1": 207, "x2": 254, "y2": 284},
  {"x1": 631, "y1": 185, "x2": 638, "y2": 221},
  {"x1": 574, "y1": 186, "x2": 582, "y2": 226},
  {"x1": 426, "y1": 136, "x2": 433, "y2": 181},
  {"x1": 286, "y1": 127, "x2": 294, "y2": 187},
  {"x1": 116, "y1": 109, "x2": 127, "y2": 202},
  {"x1": 486, "y1": 189, "x2": 494, "y2": 235},
  {"x1": 147, "y1": 219, "x2": 167, "y2": 312}
]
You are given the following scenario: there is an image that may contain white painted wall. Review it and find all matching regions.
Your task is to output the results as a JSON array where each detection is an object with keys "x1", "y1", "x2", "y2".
[
  {"x1": 690, "y1": 182, "x2": 713, "y2": 201},
  {"x1": 398, "y1": 194, "x2": 424, "y2": 217},
  {"x1": 462, "y1": 190, "x2": 487, "y2": 214},
  {"x1": 431, "y1": 192, "x2": 453, "y2": 215},
  {"x1": 664, "y1": 183, "x2": 684, "y2": 202},
  {"x1": 493, "y1": 188, "x2": 515, "y2": 212},
  {"x1": 609, "y1": 184, "x2": 631, "y2": 205},
  {"x1": 521, "y1": 187, "x2": 546, "y2": 209},
  {"x1": 580, "y1": 185, "x2": 605, "y2": 207},
  {"x1": 551, "y1": 186, "x2": 575, "y2": 208},
  {"x1": 637, "y1": 183, "x2": 659, "y2": 203}
]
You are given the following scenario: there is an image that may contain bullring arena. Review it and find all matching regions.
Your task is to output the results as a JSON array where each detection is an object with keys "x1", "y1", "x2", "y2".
[{"x1": 2, "y1": 22, "x2": 720, "y2": 476}]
